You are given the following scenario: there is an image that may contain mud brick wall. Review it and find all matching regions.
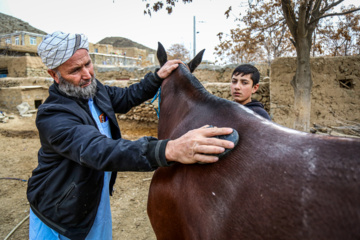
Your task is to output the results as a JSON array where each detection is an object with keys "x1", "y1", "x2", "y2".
[{"x1": 270, "y1": 55, "x2": 360, "y2": 128}]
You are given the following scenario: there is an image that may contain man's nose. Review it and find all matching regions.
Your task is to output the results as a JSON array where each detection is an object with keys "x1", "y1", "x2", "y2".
[{"x1": 81, "y1": 67, "x2": 92, "y2": 79}]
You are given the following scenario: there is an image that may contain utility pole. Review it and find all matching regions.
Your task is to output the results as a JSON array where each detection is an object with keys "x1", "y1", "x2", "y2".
[
  {"x1": 193, "y1": 16, "x2": 204, "y2": 58},
  {"x1": 193, "y1": 16, "x2": 196, "y2": 58}
]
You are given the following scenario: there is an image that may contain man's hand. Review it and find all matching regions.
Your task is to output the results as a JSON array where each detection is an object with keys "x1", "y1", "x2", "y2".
[
  {"x1": 165, "y1": 126, "x2": 235, "y2": 164},
  {"x1": 157, "y1": 60, "x2": 183, "y2": 79}
]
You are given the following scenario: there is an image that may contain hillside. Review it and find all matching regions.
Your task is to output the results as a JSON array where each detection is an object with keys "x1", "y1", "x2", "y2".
[
  {"x1": 0, "y1": 12, "x2": 154, "y2": 54},
  {"x1": 0, "y1": 12, "x2": 47, "y2": 35},
  {"x1": 98, "y1": 37, "x2": 156, "y2": 54}
]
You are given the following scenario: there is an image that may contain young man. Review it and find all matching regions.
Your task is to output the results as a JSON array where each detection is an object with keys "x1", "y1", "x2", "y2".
[
  {"x1": 27, "y1": 31, "x2": 235, "y2": 240},
  {"x1": 230, "y1": 64, "x2": 271, "y2": 120}
]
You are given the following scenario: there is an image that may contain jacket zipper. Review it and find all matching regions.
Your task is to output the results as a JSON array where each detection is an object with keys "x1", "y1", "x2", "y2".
[{"x1": 56, "y1": 182, "x2": 76, "y2": 208}]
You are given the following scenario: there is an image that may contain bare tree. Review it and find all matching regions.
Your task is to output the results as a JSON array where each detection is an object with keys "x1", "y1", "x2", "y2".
[
  {"x1": 167, "y1": 43, "x2": 191, "y2": 61},
  {"x1": 215, "y1": 1, "x2": 296, "y2": 65},
  {"x1": 144, "y1": 0, "x2": 360, "y2": 131},
  {"x1": 317, "y1": 7, "x2": 360, "y2": 56}
]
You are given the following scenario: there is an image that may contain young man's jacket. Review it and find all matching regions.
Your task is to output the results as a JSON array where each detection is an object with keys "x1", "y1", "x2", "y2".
[
  {"x1": 27, "y1": 72, "x2": 169, "y2": 240},
  {"x1": 244, "y1": 100, "x2": 271, "y2": 120}
]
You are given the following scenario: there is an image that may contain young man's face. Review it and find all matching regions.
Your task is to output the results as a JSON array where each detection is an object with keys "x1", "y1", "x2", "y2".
[{"x1": 230, "y1": 73, "x2": 259, "y2": 105}]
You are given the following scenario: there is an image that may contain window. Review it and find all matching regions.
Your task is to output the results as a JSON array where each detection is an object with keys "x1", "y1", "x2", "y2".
[
  {"x1": 95, "y1": 48, "x2": 98, "y2": 53},
  {"x1": 15, "y1": 36, "x2": 19, "y2": 45},
  {"x1": 35, "y1": 100, "x2": 42, "y2": 109},
  {"x1": 5, "y1": 38, "x2": 11, "y2": 44},
  {"x1": 0, "y1": 69, "x2": 8, "y2": 78},
  {"x1": 30, "y1": 37, "x2": 37, "y2": 45},
  {"x1": 339, "y1": 79, "x2": 354, "y2": 89}
]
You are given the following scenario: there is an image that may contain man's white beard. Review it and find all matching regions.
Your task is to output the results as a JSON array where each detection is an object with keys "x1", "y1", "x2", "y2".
[{"x1": 57, "y1": 73, "x2": 97, "y2": 99}]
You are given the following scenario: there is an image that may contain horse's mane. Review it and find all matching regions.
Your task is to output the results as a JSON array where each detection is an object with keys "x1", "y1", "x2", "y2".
[{"x1": 178, "y1": 64, "x2": 239, "y2": 108}]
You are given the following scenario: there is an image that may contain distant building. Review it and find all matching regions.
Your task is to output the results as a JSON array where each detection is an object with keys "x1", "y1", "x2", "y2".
[
  {"x1": 0, "y1": 31, "x2": 46, "y2": 56},
  {"x1": 89, "y1": 43, "x2": 155, "y2": 67},
  {"x1": 0, "y1": 31, "x2": 157, "y2": 81}
]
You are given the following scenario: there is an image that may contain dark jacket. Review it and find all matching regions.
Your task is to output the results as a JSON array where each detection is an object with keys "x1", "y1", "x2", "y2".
[
  {"x1": 27, "y1": 72, "x2": 169, "y2": 240},
  {"x1": 244, "y1": 100, "x2": 271, "y2": 120}
]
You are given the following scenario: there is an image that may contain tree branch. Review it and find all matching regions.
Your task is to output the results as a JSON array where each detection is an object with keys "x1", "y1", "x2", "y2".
[
  {"x1": 290, "y1": 37, "x2": 296, "y2": 47},
  {"x1": 298, "y1": 1, "x2": 309, "y2": 37},
  {"x1": 311, "y1": 0, "x2": 322, "y2": 17},
  {"x1": 306, "y1": 0, "x2": 315, "y2": 21},
  {"x1": 281, "y1": 0, "x2": 298, "y2": 38},
  {"x1": 309, "y1": 8, "x2": 360, "y2": 25},
  {"x1": 259, "y1": 18, "x2": 285, "y2": 31},
  {"x1": 320, "y1": 0, "x2": 344, "y2": 14}
]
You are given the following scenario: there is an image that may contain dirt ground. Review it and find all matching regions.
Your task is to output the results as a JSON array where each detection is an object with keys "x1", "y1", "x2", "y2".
[{"x1": 0, "y1": 114, "x2": 158, "y2": 240}]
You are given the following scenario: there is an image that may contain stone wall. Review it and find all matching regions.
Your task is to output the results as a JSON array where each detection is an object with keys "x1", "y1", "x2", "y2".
[
  {"x1": 0, "y1": 85, "x2": 49, "y2": 111},
  {"x1": 0, "y1": 77, "x2": 53, "y2": 88},
  {"x1": 194, "y1": 63, "x2": 270, "y2": 83},
  {"x1": 0, "y1": 77, "x2": 53, "y2": 111},
  {"x1": 0, "y1": 56, "x2": 13, "y2": 70},
  {"x1": 108, "y1": 79, "x2": 270, "y2": 123},
  {"x1": 0, "y1": 55, "x2": 47, "y2": 77},
  {"x1": 2, "y1": 56, "x2": 357, "y2": 131},
  {"x1": 96, "y1": 63, "x2": 271, "y2": 123},
  {"x1": 95, "y1": 65, "x2": 158, "y2": 80},
  {"x1": 95, "y1": 63, "x2": 270, "y2": 83},
  {"x1": 0, "y1": 87, "x2": 22, "y2": 110},
  {"x1": 270, "y1": 56, "x2": 360, "y2": 129}
]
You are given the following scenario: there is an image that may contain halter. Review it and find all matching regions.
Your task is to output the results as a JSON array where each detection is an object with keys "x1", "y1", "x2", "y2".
[
  {"x1": 148, "y1": 87, "x2": 161, "y2": 118},
  {"x1": 148, "y1": 62, "x2": 188, "y2": 119}
]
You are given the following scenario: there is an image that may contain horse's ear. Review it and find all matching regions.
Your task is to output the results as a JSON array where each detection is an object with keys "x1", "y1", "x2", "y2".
[
  {"x1": 157, "y1": 42, "x2": 167, "y2": 67},
  {"x1": 187, "y1": 49, "x2": 205, "y2": 73}
]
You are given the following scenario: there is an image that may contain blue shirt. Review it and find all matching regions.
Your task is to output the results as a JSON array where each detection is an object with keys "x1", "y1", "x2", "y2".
[{"x1": 29, "y1": 98, "x2": 113, "y2": 240}]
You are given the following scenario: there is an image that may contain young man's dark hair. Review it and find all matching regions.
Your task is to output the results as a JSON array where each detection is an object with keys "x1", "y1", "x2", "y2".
[{"x1": 232, "y1": 64, "x2": 260, "y2": 86}]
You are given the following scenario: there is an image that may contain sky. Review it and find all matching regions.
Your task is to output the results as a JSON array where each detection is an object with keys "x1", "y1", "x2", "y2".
[
  {"x1": 0, "y1": 0, "x2": 359, "y2": 63},
  {"x1": 0, "y1": 0, "x2": 246, "y2": 62}
]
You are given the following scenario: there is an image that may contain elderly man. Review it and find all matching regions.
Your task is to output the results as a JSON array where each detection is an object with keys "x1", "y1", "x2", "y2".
[{"x1": 27, "y1": 31, "x2": 234, "y2": 240}]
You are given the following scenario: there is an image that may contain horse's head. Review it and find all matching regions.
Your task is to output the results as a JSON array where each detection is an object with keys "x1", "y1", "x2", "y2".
[
  {"x1": 157, "y1": 42, "x2": 205, "y2": 73},
  {"x1": 156, "y1": 42, "x2": 212, "y2": 139}
]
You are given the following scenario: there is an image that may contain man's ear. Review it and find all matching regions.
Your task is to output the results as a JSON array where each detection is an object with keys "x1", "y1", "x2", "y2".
[
  {"x1": 252, "y1": 83, "x2": 259, "y2": 93},
  {"x1": 48, "y1": 69, "x2": 60, "y2": 84}
]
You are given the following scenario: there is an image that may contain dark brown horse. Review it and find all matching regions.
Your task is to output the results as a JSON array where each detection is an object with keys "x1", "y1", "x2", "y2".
[{"x1": 147, "y1": 43, "x2": 360, "y2": 240}]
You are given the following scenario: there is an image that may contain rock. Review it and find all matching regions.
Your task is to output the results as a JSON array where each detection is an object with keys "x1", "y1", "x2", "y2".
[
  {"x1": 16, "y1": 102, "x2": 31, "y2": 115},
  {"x1": 20, "y1": 114, "x2": 33, "y2": 118}
]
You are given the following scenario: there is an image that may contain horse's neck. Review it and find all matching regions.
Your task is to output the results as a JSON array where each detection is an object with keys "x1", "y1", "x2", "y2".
[{"x1": 158, "y1": 73, "x2": 208, "y2": 138}]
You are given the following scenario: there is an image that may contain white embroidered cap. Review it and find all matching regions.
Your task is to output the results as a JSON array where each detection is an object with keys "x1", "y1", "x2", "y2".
[{"x1": 37, "y1": 31, "x2": 89, "y2": 69}]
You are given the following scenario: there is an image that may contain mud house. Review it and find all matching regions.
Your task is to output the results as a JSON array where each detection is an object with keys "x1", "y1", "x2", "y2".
[
  {"x1": 0, "y1": 31, "x2": 157, "y2": 112},
  {"x1": 0, "y1": 85, "x2": 49, "y2": 111},
  {"x1": 0, "y1": 30, "x2": 359, "y2": 134},
  {"x1": 0, "y1": 31, "x2": 45, "y2": 57},
  {"x1": 89, "y1": 43, "x2": 156, "y2": 67},
  {"x1": 270, "y1": 56, "x2": 360, "y2": 129}
]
